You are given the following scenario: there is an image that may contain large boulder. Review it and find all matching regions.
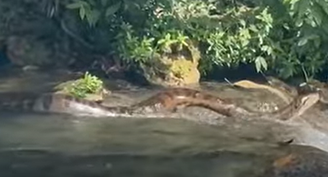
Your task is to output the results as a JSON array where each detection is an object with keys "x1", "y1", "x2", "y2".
[{"x1": 141, "y1": 40, "x2": 201, "y2": 87}]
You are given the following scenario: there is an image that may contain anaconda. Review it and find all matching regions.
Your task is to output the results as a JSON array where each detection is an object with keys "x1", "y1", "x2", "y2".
[
  {"x1": 0, "y1": 92, "x2": 129, "y2": 117},
  {"x1": 0, "y1": 88, "x2": 237, "y2": 117},
  {"x1": 233, "y1": 79, "x2": 295, "y2": 104},
  {"x1": 299, "y1": 79, "x2": 328, "y2": 104},
  {"x1": 0, "y1": 88, "x2": 319, "y2": 120},
  {"x1": 265, "y1": 76, "x2": 299, "y2": 98}
]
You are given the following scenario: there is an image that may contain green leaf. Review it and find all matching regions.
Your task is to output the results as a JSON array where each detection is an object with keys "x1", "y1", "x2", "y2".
[
  {"x1": 316, "y1": 0, "x2": 328, "y2": 15},
  {"x1": 311, "y1": 2, "x2": 324, "y2": 26},
  {"x1": 79, "y1": 7, "x2": 86, "y2": 19},
  {"x1": 239, "y1": 19, "x2": 246, "y2": 27},
  {"x1": 105, "y1": 2, "x2": 121, "y2": 17},
  {"x1": 261, "y1": 45, "x2": 272, "y2": 55},
  {"x1": 295, "y1": 18, "x2": 304, "y2": 27},
  {"x1": 240, "y1": 28, "x2": 251, "y2": 39},
  {"x1": 298, "y1": 37, "x2": 308, "y2": 46},
  {"x1": 86, "y1": 10, "x2": 100, "y2": 26},
  {"x1": 165, "y1": 33, "x2": 171, "y2": 40},
  {"x1": 181, "y1": 40, "x2": 189, "y2": 47},
  {"x1": 255, "y1": 56, "x2": 267, "y2": 72},
  {"x1": 296, "y1": 0, "x2": 309, "y2": 18},
  {"x1": 157, "y1": 39, "x2": 166, "y2": 45},
  {"x1": 298, "y1": 34, "x2": 319, "y2": 46}
]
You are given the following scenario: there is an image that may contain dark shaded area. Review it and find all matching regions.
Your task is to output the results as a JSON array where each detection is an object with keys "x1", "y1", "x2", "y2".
[
  {"x1": 201, "y1": 63, "x2": 266, "y2": 83},
  {"x1": 316, "y1": 66, "x2": 328, "y2": 82},
  {"x1": 0, "y1": 50, "x2": 10, "y2": 67}
]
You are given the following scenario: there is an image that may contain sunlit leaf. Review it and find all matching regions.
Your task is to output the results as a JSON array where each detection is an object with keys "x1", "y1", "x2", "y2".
[
  {"x1": 298, "y1": 37, "x2": 308, "y2": 46},
  {"x1": 181, "y1": 41, "x2": 189, "y2": 47},
  {"x1": 255, "y1": 56, "x2": 267, "y2": 72},
  {"x1": 239, "y1": 19, "x2": 246, "y2": 27}
]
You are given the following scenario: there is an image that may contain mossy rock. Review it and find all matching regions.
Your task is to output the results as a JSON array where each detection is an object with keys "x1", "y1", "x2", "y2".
[
  {"x1": 141, "y1": 40, "x2": 201, "y2": 87},
  {"x1": 54, "y1": 80, "x2": 111, "y2": 102}
]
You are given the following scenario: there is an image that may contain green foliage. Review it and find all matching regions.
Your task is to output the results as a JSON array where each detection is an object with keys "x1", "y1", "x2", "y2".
[
  {"x1": 115, "y1": 23, "x2": 156, "y2": 63},
  {"x1": 66, "y1": 0, "x2": 122, "y2": 26},
  {"x1": 65, "y1": 72, "x2": 103, "y2": 98},
  {"x1": 267, "y1": 0, "x2": 328, "y2": 79},
  {"x1": 157, "y1": 31, "x2": 189, "y2": 53},
  {"x1": 63, "y1": 0, "x2": 328, "y2": 80},
  {"x1": 193, "y1": 6, "x2": 273, "y2": 73}
]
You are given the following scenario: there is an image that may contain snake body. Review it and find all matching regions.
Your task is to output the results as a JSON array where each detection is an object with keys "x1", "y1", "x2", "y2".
[{"x1": 0, "y1": 87, "x2": 319, "y2": 120}]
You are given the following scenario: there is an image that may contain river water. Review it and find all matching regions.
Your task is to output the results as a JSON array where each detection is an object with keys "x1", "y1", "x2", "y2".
[
  {"x1": 1, "y1": 111, "x2": 328, "y2": 177},
  {"x1": 0, "y1": 111, "x2": 281, "y2": 177},
  {"x1": 1, "y1": 68, "x2": 328, "y2": 176}
]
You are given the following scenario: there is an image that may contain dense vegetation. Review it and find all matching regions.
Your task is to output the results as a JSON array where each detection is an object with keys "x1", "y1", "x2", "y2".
[{"x1": 2, "y1": 0, "x2": 328, "y2": 81}]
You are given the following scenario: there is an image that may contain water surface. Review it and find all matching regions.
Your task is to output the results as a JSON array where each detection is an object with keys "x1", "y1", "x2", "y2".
[{"x1": 0, "y1": 112, "x2": 289, "y2": 177}]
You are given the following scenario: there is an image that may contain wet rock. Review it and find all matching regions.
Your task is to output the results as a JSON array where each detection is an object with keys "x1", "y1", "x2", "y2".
[{"x1": 262, "y1": 145, "x2": 328, "y2": 177}]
